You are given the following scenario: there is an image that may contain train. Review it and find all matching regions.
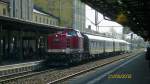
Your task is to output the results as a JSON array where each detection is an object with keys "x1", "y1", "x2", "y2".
[{"x1": 46, "y1": 29, "x2": 130, "y2": 65}]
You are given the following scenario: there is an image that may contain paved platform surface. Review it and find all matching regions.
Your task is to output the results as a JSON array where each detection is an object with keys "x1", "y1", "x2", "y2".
[{"x1": 63, "y1": 53, "x2": 150, "y2": 84}]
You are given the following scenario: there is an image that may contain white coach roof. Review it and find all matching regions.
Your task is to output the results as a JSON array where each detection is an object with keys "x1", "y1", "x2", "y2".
[
  {"x1": 114, "y1": 39, "x2": 130, "y2": 44},
  {"x1": 85, "y1": 34, "x2": 130, "y2": 44},
  {"x1": 85, "y1": 34, "x2": 113, "y2": 42}
]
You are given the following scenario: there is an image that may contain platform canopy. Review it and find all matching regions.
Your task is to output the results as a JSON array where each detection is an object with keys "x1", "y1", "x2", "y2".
[
  {"x1": 81, "y1": 0, "x2": 148, "y2": 41},
  {"x1": 0, "y1": 16, "x2": 67, "y2": 33}
]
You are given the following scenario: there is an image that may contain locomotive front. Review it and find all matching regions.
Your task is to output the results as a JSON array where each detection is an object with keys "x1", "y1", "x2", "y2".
[{"x1": 47, "y1": 29, "x2": 84, "y2": 54}]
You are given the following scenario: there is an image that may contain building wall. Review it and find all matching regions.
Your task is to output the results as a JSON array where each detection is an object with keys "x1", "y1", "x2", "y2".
[
  {"x1": 32, "y1": 12, "x2": 59, "y2": 26},
  {"x1": 10, "y1": 0, "x2": 33, "y2": 21},
  {"x1": 0, "y1": 1, "x2": 9, "y2": 16},
  {"x1": 48, "y1": 0, "x2": 85, "y2": 31},
  {"x1": 48, "y1": 0, "x2": 73, "y2": 28},
  {"x1": 73, "y1": 0, "x2": 85, "y2": 32}
]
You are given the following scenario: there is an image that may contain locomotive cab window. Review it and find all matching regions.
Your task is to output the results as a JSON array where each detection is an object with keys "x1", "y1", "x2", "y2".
[{"x1": 67, "y1": 31, "x2": 77, "y2": 36}]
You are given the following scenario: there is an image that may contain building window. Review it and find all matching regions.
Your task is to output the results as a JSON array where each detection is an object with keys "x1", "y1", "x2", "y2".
[
  {"x1": 35, "y1": 16, "x2": 37, "y2": 22},
  {"x1": 47, "y1": 19, "x2": 48, "y2": 24},
  {"x1": 43, "y1": 18, "x2": 45, "y2": 23},
  {"x1": 53, "y1": 21, "x2": 55, "y2": 25},
  {"x1": 3, "y1": 8, "x2": 6, "y2": 15},
  {"x1": 39, "y1": 17, "x2": 41, "y2": 23},
  {"x1": 50, "y1": 20, "x2": 52, "y2": 24},
  {"x1": 56, "y1": 21, "x2": 58, "y2": 25},
  {"x1": 52, "y1": 21, "x2": 54, "y2": 25},
  {"x1": 49, "y1": 20, "x2": 51, "y2": 24}
]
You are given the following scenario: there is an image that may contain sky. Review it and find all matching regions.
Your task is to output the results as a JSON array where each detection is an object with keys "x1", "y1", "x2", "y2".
[{"x1": 85, "y1": 5, "x2": 123, "y2": 34}]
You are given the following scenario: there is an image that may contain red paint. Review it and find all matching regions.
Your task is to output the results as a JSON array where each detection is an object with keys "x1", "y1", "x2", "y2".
[{"x1": 47, "y1": 29, "x2": 84, "y2": 52}]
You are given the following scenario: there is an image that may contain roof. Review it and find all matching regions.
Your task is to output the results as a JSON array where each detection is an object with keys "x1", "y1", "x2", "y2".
[
  {"x1": 85, "y1": 34, "x2": 113, "y2": 42},
  {"x1": 81, "y1": 0, "x2": 148, "y2": 41},
  {"x1": 33, "y1": 9, "x2": 49, "y2": 16},
  {"x1": 0, "y1": 0, "x2": 9, "y2": 3},
  {"x1": 0, "y1": 16, "x2": 67, "y2": 33},
  {"x1": 33, "y1": 5, "x2": 59, "y2": 19},
  {"x1": 85, "y1": 34, "x2": 130, "y2": 44}
]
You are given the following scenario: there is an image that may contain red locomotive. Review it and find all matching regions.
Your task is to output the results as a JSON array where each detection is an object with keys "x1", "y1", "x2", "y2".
[
  {"x1": 48, "y1": 29, "x2": 83, "y2": 54},
  {"x1": 47, "y1": 29, "x2": 84, "y2": 64}
]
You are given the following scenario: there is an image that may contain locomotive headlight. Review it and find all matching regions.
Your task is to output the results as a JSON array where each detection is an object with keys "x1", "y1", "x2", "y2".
[{"x1": 56, "y1": 35, "x2": 58, "y2": 37}]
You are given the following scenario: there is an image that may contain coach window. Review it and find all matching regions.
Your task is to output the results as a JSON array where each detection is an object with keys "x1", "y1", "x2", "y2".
[
  {"x1": 98, "y1": 42, "x2": 100, "y2": 49},
  {"x1": 92, "y1": 41, "x2": 94, "y2": 49},
  {"x1": 98, "y1": 41, "x2": 100, "y2": 48},
  {"x1": 89, "y1": 41, "x2": 91, "y2": 49},
  {"x1": 90, "y1": 41, "x2": 93, "y2": 49},
  {"x1": 97, "y1": 42, "x2": 99, "y2": 49},
  {"x1": 94, "y1": 42, "x2": 96, "y2": 48},
  {"x1": 93, "y1": 42, "x2": 95, "y2": 48},
  {"x1": 94, "y1": 41, "x2": 96, "y2": 49},
  {"x1": 100, "y1": 41, "x2": 102, "y2": 48},
  {"x1": 96, "y1": 42, "x2": 98, "y2": 49},
  {"x1": 92, "y1": 42, "x2": 94, "y2": 49},
  {"x1": 96, "y1": 42, "x2": 97, "y2": 49},
  {"x1": 108, "y1": 42, "x2": 110, "y2": 48},
  {"x1": 95, "y1": 42, "x2": 97, "y2": 49}
]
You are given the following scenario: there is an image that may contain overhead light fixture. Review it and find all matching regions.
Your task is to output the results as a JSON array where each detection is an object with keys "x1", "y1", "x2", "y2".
[{"x1": 117, "y1": 0, "x2": 123, "y2": 4}]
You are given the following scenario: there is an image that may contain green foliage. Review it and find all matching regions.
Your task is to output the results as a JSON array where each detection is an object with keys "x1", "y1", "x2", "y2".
[
  {"x1": 33, "y1": 0, "x2": 73, "y2": 27},
  {"x1": 33, "y1": 0, "x2": 49, "y2": 12}
]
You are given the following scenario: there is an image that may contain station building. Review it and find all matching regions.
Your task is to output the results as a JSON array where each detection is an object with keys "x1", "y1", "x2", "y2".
[
  {"x1": 9, "y1": 0, "x2": 33, "y2": 21},
  {"x1": 32, "y1": 6, "x2": 59, "y2": 26}
]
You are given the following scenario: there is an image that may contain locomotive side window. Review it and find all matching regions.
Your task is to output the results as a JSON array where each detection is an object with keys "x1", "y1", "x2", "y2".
[{"x1": 90, "y1": 41, "x2": 93, "y2": 49}]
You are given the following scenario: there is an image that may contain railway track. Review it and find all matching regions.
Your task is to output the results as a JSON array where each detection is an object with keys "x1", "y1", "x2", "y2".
[
  {"x1": 48, "y1": 51, "x2": 144, "y2": 84},
  {"x1": 0, "y1": 50, "x2": 144, "y2": 84},
  {"x1": 0, "y1": 61, "x2": 42, "y2": 82}
]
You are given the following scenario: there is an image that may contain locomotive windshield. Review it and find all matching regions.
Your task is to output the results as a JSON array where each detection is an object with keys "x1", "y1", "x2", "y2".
[
  {"x1": 67, "y1": 31, "x2": 77, "y2": 36},
  {"x1": 67, "y1": 30, "x2": 83, "y2": 37}
]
